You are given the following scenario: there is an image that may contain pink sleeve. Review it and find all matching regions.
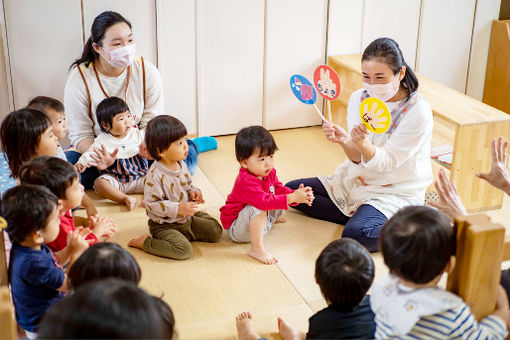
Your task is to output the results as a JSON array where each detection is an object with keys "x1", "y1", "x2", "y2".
[{"x1": 240, "y1": 176, "x2": 289, "y2": 211}]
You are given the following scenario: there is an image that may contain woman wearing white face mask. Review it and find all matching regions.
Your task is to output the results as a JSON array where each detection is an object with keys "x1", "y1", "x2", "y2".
[
  {"x1": 64, "y1": 11, "x2": 201, "y2": 189},
  {"x1": 286, "y1": 38, "x2": 433, "y2": 252}
]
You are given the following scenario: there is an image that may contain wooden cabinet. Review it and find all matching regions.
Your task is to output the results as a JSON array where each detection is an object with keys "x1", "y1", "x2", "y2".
[{"x1": 483, "y1": 20, "x2": 510, "y2": 115}]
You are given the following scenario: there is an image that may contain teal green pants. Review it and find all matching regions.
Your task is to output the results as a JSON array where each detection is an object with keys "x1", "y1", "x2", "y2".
[{"x1": 143, "y1": 211, "x2": 222, "y2": 260}]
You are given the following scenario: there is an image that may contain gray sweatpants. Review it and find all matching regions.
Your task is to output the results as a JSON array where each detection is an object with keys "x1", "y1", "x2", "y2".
[{"x1": 227, "y1": 205, "x2": 285, "y2": 243}]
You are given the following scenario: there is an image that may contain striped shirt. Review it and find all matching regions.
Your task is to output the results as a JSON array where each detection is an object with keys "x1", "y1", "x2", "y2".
[
  {"x1": 375, "y1": 304, "x2": 507, "y2": 339},
  {"x1": 371, "y1": 275, "x2": 507, "y2": 340}
]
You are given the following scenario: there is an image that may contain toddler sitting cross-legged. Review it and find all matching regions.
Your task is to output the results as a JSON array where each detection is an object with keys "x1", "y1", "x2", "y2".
[{"x1": 128, "y1": 115, "x2": 222, "y2": 260}]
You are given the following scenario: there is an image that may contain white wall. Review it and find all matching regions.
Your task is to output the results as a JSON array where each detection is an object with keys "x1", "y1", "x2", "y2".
[{"x1": 0, "y1": 0, "x2": 501, "y2": 134}]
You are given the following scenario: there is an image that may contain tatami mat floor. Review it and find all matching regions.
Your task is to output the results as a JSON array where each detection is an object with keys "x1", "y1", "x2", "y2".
[{"x1": 76, "y1": 126, "x2": 509, "y2": 340}]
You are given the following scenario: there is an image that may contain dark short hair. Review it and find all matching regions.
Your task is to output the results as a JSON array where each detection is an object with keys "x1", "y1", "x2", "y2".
[
  {"x1": 145, "y1": 115, "x2": 187, "y2": 161},
  {"x1": 96, "y1": 96, "x2": 130, "y2": 133},
  {"x1": 315, "y1": 239, "x2": 375, "y2": 310},
  {"x1": 69, "y1": 243, "x2": 141, "y2": 289},
  {"x1": 38, "y1": 279, "x2": 175, "y2": 339},
  {"x1": 27, "y1": 96, "x2": 65, "y2": 114},
  {"x1": 2, "y1": 184, "x2": 58, "y2": 243},
  {"x1": 0, "y1": 108, "x2": 52, "y2": 178},
  {"x1": 380, "y1": 206, "x2": 455, "y2": 284},
  {"x1": 362, "y1": 37, "x2": 419, "y2": 99},
  {"x1": 235, "y1": 126, "x2": 278, "y2": 162},
  {"x1": 18, "y1": 156, "x2": 78, "y2": 200}
]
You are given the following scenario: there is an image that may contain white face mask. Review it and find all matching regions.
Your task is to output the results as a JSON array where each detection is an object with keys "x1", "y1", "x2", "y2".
[
  {"x1": 363, "y1": 72, "x2": 400, "y2": 102},
  {"x1": 102, "y1": 43, "x2": 136, "y2": 68}
]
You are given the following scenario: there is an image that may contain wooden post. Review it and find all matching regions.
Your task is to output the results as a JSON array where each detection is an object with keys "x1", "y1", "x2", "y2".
[{"x1": 447, "y1": 214, "x2": 505, "y2": 320}]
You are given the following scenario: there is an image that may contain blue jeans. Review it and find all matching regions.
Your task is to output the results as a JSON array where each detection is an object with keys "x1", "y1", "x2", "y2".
[
  {"x1": 67, "y1": 139, "x2": 200, "y2": 190},
  {"x1": 286, "y1": 177, "x2": 387, "y2": 252}
]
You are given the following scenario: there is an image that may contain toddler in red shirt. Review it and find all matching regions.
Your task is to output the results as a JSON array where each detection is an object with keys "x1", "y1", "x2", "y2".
[
  {"x1": 220, "y1": 126, "x2": 314, "y2": 265},
  {"x1": 18, "y1": 156, "x2": 116, "y2": 258}
]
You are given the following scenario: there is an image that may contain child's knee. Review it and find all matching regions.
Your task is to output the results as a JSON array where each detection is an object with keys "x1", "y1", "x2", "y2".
[{"x1": 172, "y1": 240, "x2": 193, "y2": 260}]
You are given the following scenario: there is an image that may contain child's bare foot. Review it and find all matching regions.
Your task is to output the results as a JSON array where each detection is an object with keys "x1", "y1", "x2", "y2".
[
  {"x1": 249, "y1": 247, "x2": 278, "y2": 265},
  {"x1": 278, "y1": 317, "x2": 302, "y2": 340},
  {"x1": 275, "y1": 216, "x2": 287, "y2": 223},
  {"x1": 128, "y1": 234, "x2": 149, "y2": 250},
  {"x1": 236, "y1": 311, "x2": 259, "y2": 340},
  {"x1": 140, "y1": 199, "x2": 146, "y2": 208},
  {"x1": 124, "y1": 196, "x2": 137, "y2": 211}
]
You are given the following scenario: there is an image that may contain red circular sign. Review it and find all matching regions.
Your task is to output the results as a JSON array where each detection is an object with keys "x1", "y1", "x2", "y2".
[{"x1": 313, "y1": 65, "x2": 341, "y2": 100}]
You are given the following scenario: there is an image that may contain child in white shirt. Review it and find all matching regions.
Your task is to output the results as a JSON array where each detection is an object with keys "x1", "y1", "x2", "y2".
[
  {"x1": 75, "y1": 96, "x2": 148, "y2": 210},
  {"x1": 372, "y1": 206, "x2": 509, "y2": 339}
]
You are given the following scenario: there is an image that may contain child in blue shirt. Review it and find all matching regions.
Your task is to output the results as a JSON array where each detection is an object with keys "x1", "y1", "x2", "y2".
[{"x1": 4, "y1": 185, "x2": 88, "y2": 338}]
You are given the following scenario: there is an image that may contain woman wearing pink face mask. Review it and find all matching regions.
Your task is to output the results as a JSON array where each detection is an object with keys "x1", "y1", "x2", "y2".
[
  {"x1": 286, "y1": 37, "x2": 433, "y2": 252},
  {"x1": 64, "y1": 11, "x2": 200, "y2": 189}
]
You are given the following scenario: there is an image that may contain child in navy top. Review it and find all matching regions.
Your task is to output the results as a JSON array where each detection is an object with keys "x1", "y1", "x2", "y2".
[{"x1": 4, "y1": 185, "x2": 88, "y2": 337}]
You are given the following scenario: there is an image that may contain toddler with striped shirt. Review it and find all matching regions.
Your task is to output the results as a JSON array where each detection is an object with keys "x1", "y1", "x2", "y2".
[
  {"x1": 372, "y1": 206, "x2": 509, "y2": 339},
  {"x1": 75, "y1": 96, "x2": 148, "y2": 210}
]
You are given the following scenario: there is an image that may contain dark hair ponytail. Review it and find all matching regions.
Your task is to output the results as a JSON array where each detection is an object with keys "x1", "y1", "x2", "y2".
[
  {"x1": 362, "y1": 37, "x2": 418, "y2": 99},
  {"x1": 70, "y1": 11, "x2": 132, "y2": 69}
]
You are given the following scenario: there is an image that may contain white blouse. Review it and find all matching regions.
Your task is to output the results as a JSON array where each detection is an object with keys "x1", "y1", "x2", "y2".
[{"x1": 318, "y1": 88, "x2": 433, "y2": 218}]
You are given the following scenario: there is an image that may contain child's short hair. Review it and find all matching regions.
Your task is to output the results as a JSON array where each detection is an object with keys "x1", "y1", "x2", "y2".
[
  {"x1": 2, "y1": 184, "x2": 58, "y2": 243},
  {"x1": 315, "y1": 238, "x2": 375, "y2": 310},
  {"x1": 38, "y1": 278, "x2": 175, "y2": 339},
  {"x1": 0, "y1": 108, "x2": 52, "y2": 178},
  {"x1": 235, "y1": 126, "x2": 278, "y2": 162},
  {"x1": 96, "y1": 96, "x2": 130, "y2": 133},
  {"x1": 380, "y1": 206, "x2": 455, "y2": 284},
  {"x1": 18, "y1": 156, "x2": 78, "y2": 200},
  {"x1": 69, "y1": 243, "x2": 141, "y2": 289},
  {"x1": 145, "y1": 115, "x2": 187, "y2": 161},
  {"x1": 27, "y1": 96, "x2": 65, "y2": 114}
]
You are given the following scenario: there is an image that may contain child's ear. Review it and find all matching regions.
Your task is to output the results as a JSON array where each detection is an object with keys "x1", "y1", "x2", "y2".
[
  {"x1": 57, "y1": 199, "x2": 64, "y2": 212},
  {"x1": 32, "y1": 230, "x2": 44, "y2": 244},
  {"x1": 240, "y1": 159, "x2": 248, "y2": 168},
  {"x1": 101, "y1": 122, "x2": 110, "y2": 132}
]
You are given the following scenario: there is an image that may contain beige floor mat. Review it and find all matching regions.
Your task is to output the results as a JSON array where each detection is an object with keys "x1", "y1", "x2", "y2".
[{"x1": 75, "y1": 126, "x2": 483, "y2": 339}]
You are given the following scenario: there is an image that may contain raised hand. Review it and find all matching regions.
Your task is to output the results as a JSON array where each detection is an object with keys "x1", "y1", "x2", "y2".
[
  {"x1": 178, "y1": 202, "x2": 199, "y2": 216},
  {"x1": 476, "y1": 137, "x2": 510, "y2": 194},
  {"x1": 428, "y1": 168, "x2": 468, "y2": 222},
  {"x1": 350, "y1": 123, "x2": 370, "y2": 144},
  {"x1": 75, "y1": 164, "x2": 86, "y2": 173},
  {"x1": 322, "y1": 121, "x2": 349, "y2": 144},
  {"x1": 88, "y1": 144, "x2": 118, "y2": 170}
]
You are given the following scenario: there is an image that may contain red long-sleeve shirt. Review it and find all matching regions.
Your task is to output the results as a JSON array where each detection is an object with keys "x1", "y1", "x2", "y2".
[
  {"x1": 220, "y1": 168, "x2": 294, "y2": 229},
  {"x1": 46, "y1": 211, "x2": 98, "y2": 252}
]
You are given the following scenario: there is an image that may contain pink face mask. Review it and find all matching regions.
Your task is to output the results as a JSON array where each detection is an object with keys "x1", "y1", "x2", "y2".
[
  {"x1": 362, "y1": 72, "x2": 400, "y2": 102},
  {"x1": 102, "y1": 43, "x2": 136, "y2": 68}
]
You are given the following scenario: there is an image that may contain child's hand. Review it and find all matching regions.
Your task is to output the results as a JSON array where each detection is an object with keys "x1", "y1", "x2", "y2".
[
  {"x1": 89, "y1": 215, "x2": 117, "y2": 241},
  {"x1": 189, "y1": 191, "x2": 205, "y2": 204},
  {"x1": 287, "y1": 184, "x2": 314, "y2": 206},
  {"x1": 178, "y1": 202, "x2": 199, "y2": 216},
  {"x1": 350, "y1": 123, "x2": 370, "y2": 145},
  {"x1": 69, "y1": 227, "x2": 91, "y2": 256},
  {"x1": 88, "y1": 144, "x2": 118, "y2": 170},
  {"x1": 75, "y1": 164, "x2": 86, "y2": 173}
]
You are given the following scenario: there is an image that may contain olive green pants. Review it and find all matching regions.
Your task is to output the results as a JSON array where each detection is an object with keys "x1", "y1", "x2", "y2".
[{"x1": 143, "y1": 211, "x2": 222, "y2": 260}]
